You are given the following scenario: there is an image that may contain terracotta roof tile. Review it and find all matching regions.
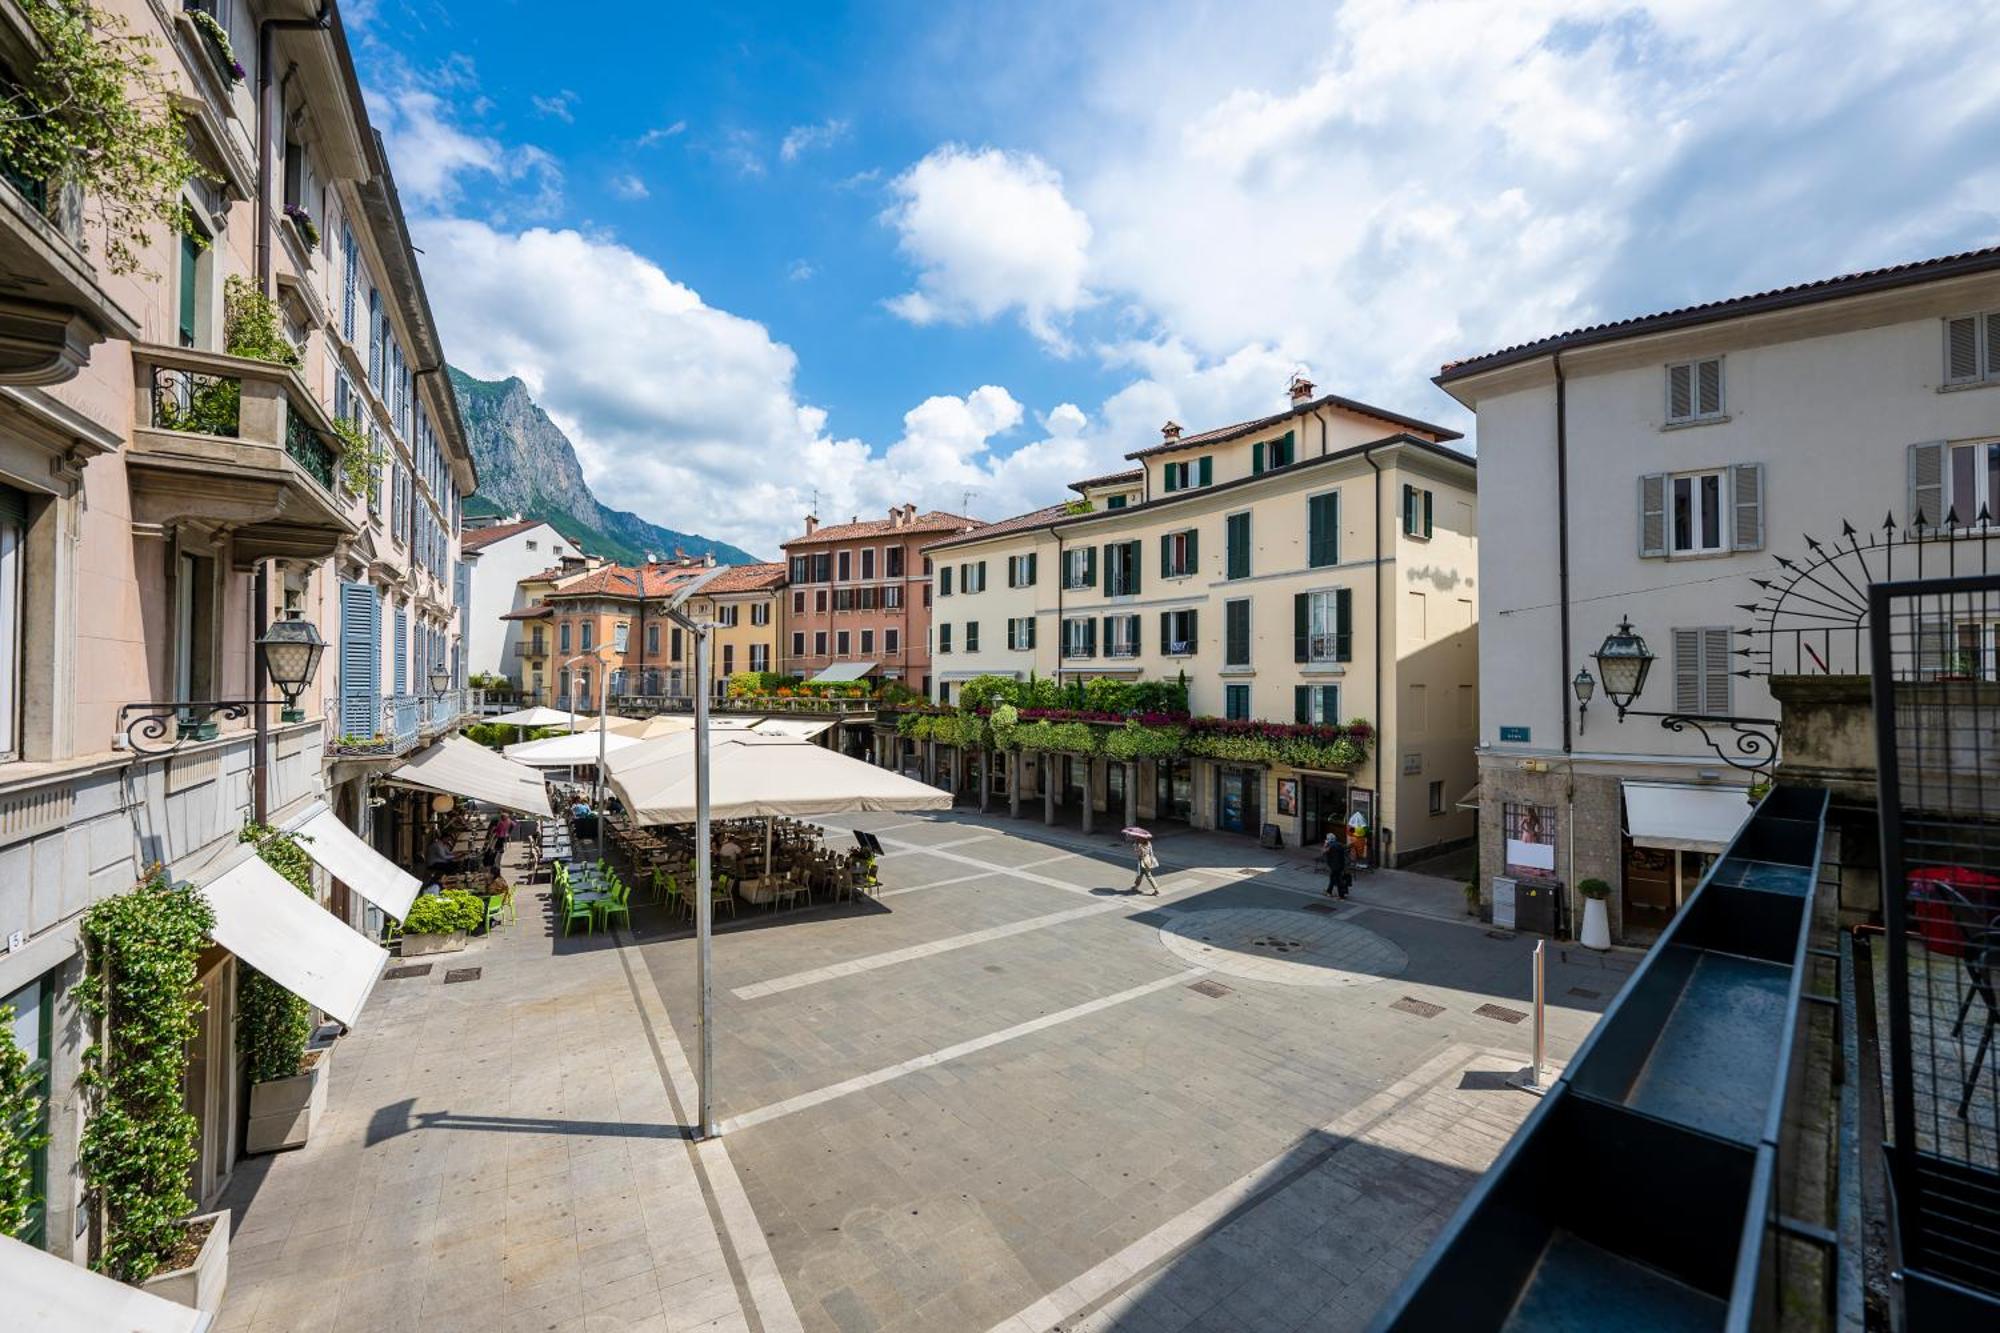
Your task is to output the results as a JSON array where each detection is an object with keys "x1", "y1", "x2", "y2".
[
  {"x1": 499, "y1": 604, "x2": 553, "y2": 621},
  {"x1": 1068, "y1": 468, "x2": 1143, "y2": 494},
  {"x1": 542, "y1": 563, "x2": 711, "y2": 601},
  {"x1": 698, "y1": 562, "x2": 787, "y2": 594},
  {"x1": 781, "y1": 510, "x2": 983, "y2": 547},
  {"x1": 1123, "y1": 393, "x2": 1460, "y2": 461},
  {"x1": 1437, "y1": 244, "x2": 2000, "y2": 382},
  {"x1": 922, "y1": 503, "x2": 1072, "y2": 553}
]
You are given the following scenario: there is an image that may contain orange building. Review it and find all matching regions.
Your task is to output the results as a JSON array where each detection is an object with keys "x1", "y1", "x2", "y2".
[{"x1": 539, "y1": 560, "x2": 711, "y2": 710}]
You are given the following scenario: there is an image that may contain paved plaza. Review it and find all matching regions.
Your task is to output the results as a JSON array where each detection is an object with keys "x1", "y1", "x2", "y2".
[{"x1": 212, "y1": 813, "x2": 1627, "y2": 1332}]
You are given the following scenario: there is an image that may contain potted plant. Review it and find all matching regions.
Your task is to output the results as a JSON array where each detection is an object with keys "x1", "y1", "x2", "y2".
[
  {"x1": 281, "y1": 202, "x2": 318, "y2": 251},
  {"x1": 1578, "y1": 877, "x2": 1612, "y2": 950},
  {"x1": 398, "y1": 890, "x2": 483, "y2": 957},
  {"x1": 176, "y1": 716, "x2": 218, "y2": 742}
]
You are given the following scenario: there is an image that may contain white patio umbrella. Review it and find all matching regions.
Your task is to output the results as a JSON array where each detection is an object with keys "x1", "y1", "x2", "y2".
[
  {"x1": 504, "y1": 730, "x2": 645, "y2": 767},
  {"x1": 604, "y1": 734, "x2": 948, "y2": 825},
  {"x1": 487, "y1": 705, "x2": 587, "y2": 729}
]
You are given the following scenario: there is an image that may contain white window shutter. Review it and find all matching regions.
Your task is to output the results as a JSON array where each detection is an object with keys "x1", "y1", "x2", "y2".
[
  {"x1": 1667, "y1": 363, "x2": 1693, "y2": 421},
  {"x1": 1702, "y1": 628, "x2": 1732, "y2": 714},
  {"x1": 1639, "y1": 473, "x2": 1669, "y2": 557},
  {"x1": 1947, "y1": 316, "x2": 1980, "y2": 383},
  {"x1": 1908, "y1": 440, "x2": 1946, "y2": 528},
  {"x1": 1730, "y1": 463, "x2": 1764, "y2": 551},
  {"x1": 1673, "y1": 629, "x2": 1702, "y2": 712},
  {"x1": 1697, "y1": 359, "x2": 1723, "y2": 417}
]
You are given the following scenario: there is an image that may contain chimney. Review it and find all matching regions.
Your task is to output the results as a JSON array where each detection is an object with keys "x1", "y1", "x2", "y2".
[
  {"x1": 1289, "y1": 374, "x2": 1315, "y2": 404},
  {"x1": 705, "y1": 552, "x2": 716, "y2": 567},
  {"x1": 889, "y1": 505, "x2": 903, "y2": 529},
  {"x1": 1161, "y1": 421, "x2": 1182, "y2": 443},
  {"x1": 804, "y1": 514, "x2": 819, "y2": 535}
]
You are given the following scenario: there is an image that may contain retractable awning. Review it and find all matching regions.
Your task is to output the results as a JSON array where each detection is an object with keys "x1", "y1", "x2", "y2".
[
  {"x1": 504, "y1": 731, "x2": 644, "y2": 767},
  {"x1": 292, "y1": 808, "x2": 421, "y2": 921},
  {"x1": 4, "y1": 1233, "x2": 208, "y2": 1333},
  {"x1": 203, "y1": 854, "x2": 387, "y2": 1025},
  {"x1": 809, "y1": 661, "x2": 876, "y2": 683},
  {"x1": 606, "y1": 734, "x2": 949, "y2": 824},
  {"x1": 389, "y1": 735, "x2": 553, "y2": 818},
  {"x1": 1622, "y1": 781, "x2": 1755, "y2": 854},
  {"x1": 487, "y1": 705, "x2": 585, "y2": 728},
  {"x1": 748, "y1": 717, "x2": 836, "y2": 739}
]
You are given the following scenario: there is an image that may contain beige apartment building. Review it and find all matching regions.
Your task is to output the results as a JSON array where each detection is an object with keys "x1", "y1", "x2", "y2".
[
  {"x1": 923, "y1": 379, "x2": 1479, "y2": 863},
  {"x1": 684, "y1": 561, "x2": 785, "y2": 692}
]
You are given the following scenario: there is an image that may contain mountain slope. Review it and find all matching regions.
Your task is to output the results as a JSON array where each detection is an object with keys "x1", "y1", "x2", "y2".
[{"x1": 450, "y1": 367, "x2": 760, "y2": 565}]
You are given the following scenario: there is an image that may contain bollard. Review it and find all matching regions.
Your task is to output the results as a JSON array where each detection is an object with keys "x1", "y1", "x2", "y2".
[{"x1": 1530, "y1": 938, "x2": 1547, "y2": 1087}]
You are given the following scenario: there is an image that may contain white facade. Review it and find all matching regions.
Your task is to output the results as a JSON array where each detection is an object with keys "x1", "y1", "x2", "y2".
[{"x1": 461, "y1": 521, "x2": 580, "y2": 684}]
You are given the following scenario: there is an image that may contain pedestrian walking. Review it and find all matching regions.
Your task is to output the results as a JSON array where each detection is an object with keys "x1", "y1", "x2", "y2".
[
  {"x1": 1127, "y1": 829, "x2": 1162, "y2": 895},
  {"x1": 1322, "y1": 829, "x2": 1351, "y2": 899}
]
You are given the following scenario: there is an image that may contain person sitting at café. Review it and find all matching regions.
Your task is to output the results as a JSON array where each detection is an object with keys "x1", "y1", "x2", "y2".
[{"x1": 425, "y1": 832, "x2": 459, "y2": 876}]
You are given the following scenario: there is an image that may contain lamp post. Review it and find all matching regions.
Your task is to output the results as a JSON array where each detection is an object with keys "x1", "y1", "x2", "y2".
[
  {"x1": 1588, "y1": 614, "x2": 1779, "y2": 774},
  {"x1": 663, "y1": 565, "x2": 727, "y2": 1138},
  {"x1": 1571, "y1": 667, "x2": 1596, "y2": 735}
]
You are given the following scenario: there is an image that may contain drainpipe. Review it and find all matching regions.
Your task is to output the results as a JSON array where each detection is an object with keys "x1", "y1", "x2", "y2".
[
  {"x1": 1363, "y1": 444, "x2": 1384, "y2": 866},
  {"x1": 255, "y1": 4, "x2": 332, "y2": 296},
  {"x1": 253, "y1": 562, "x2": 270, "y2": 824},
  {"x1": 1554, "y1": 352, "x2": 1579, "y2": 938}
]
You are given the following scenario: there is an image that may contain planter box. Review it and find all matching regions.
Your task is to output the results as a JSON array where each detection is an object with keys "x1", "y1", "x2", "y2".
[
  {"x1": 245, "y1": 1046, "x2": 330, "y2": 1154},
  {"x1": 400, "y1": 929, "x2": 466, "y2": 958},
  {"x1": 177, "y1": 720, "x2": 218, "y2": 742},
  {"x1": 138, "y1": 1210, "x2": 228, "y2": 1314}
]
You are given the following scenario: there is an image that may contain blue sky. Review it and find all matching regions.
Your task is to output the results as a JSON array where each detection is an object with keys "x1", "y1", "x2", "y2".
[{"x1": 352, "y1": 1, "x2": 2000, "y2": 559}]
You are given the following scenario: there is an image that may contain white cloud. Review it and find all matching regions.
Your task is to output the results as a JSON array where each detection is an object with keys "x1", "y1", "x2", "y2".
[
  {"x1": 531, "y1": 90, "x2": 577, "y2": 123},
  {"x1": 779, "y1": 118, "x2": 852, "y2": 163},
  {"x1": 370, "y1": 80, "x2": 564, "y2": 220},
  {"x1": 638, "y1": 120, "x2": 687, "y2": 147},
  {"x1": 883, "y1": 145, "x2": 1093, "y2": 351},
  {"x1": 609, "y1": 173, "x2": 649, "y2": 200},
  {"x1": 787, "y1": 258, "x2": 815, "y2": 281}
]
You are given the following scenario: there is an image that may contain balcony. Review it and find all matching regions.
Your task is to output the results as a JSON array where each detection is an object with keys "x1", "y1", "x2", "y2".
[
  {"x1": 327, "y1": 690, "x2": 473, "y2": 759},
  {"x1": 127, "y1": 343, "x2": 357, "y2": 562},
  {"x1": 0, "y1": 148, "x2": 139, "y2": 386},
  {"x1": 514, "y1": 642, "x2": 549, "y2": 659}
]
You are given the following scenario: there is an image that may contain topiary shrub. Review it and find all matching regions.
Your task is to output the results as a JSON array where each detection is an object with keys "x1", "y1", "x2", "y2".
[
  {"x1": 77, "y1": 869, "x2": 213, "y2": 1282},
  {"x1": 403, "y1": 891, "x2": 484, "y2": 936},
  {"x1": 236, "y1": 826, "x2": 313, "y2": 1085}
]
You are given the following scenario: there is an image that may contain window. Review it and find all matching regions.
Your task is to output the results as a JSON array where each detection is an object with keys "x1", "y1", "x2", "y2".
[
  {"x1": 1162, "y1": 457, "x2": 1212, "y2": 491},
  {"x1": 1104, "y1": 614, "x2": 1139, "y2": 658},
  {"x1": 885, "y1": 628, "x2": 899, "y2": 655},
  {"x1": 750, "y1": 644, "x2": 769, "y2": 671},
  {"x1": 716, "y1": 605, "x2": 740, "y2": 627},
  {"x1": 1944, "y1": 311, "x2": 2000, "y2": 385},
  {"x1": 882, "y1": 585, "x2": 903, "y2": 609},
  {"x1": 965, "y1": 621, "x2": 979, "y2": 652},
  {"x1": 1672, "y1": 627, "x2": 1732, "y2": 714},
  {"x1": 1297, "y1": 589, "x2": 1352, "y2": 663},
  {"x1": 1429, "y1": 781, "x2": 1445, "y2": 816},
  {"x1": 580, "y1": 621, "x2": 594, "y2": 651},
  {"x1": 837, "y1": 550, "x2": 851, "y2": 582},
  {"x1": 1007, "y1": 617, "x2": 1037, "y2": 650},
  {"x1": 1308, "y1": 491, "x2": 1340, "y2": 567},
  {"x1": 671, "y1": 627, "x2": 683, "y2": 661},
  {"x1": 1160, "y1": 528, "x2": 1197, "y2": 578},
  {"x1": 792, "y1": 589, "x2": 805, "y2": 614},
  {"x1": 860, "y1": 629, "x2": 874, "y2": 654},
  {"x1": 792, "y1": 631, "x2": 805, "y2": 656},
  {"x1": 613, "y1": 621, "x2": 629, "y2": 653},
  {"x1": 836, "y1": 630, "x2": 850, "y2": 655},
  {"x1": 1160, "y1": 608, "x2": 1198, "y2": 656},
  {"x1": 815, "y1": 589, "x2": 828, "y2": 613},
  {"x1": 1666, "y1": 357, "x2": 1724, "y2": 423},
  {"x1": 862, "y1": 548, "x2": 876, "y2": 579},
  {"x1": 1062, "y1": 546, "x2": 1096, "y2": 589},
  {"x1": 645, "y1": 623, "x2": 659, "y2": 655},
  {"x1": 1, "y1": 974, "x2": 50, "y2": 1246},
  {"x1": 751, "y1": 602, "x2": 770, "y2": 626},
  {"x1": 961, "y1": 561, "x2": 987, "y2": 594},
  {"x1": 1225, "y1": 512, "x2": 1251, "y2": 580},
  {"x1": 1639, "y1": 465, "x2": 1763, "y2": 556},
  {"x1": 722, "y1": 643, "x2": 736, "y2": 676},
  {"x1": 1106, "y1": 495, "x2": 1127, "y2": 509},
  {"x1": 1225, "y1": 684, "x2": 1250, "y2": 720},
  {"x1": 1294, "y1": 683, "x2": 1339, "y2": 724},
  {"x1": 0, "y1": 488, "x2": 24, "y2": 757},
  {"x1": 887, "y1": 546, "x2": 905, "y2": 577},
  {"x1": 1402, "y1": 485, "x2": 1434, "y2": 538},
  {"x1": 937, "y1": 623, "x2": 952, "y2": 654},
  {"x1": 178, "y1": 219, "x2": 208, "y2": 347},
  {"x1": 1252, "y1": 430, "x2": 1295, "y2": 474},
  {"x1": 922, "y1": 584, "x2": 932, "y2": 607},
  {"x1": 1008, "y1": 552, "x2": 1037, "y2": 587},
  {"x1": 833, "y1": 588, "x2": 853, "y2": 612},
  {"x1": 1062, "y1": 617, "x2": 1096, "y2": 658},
  {"x1": 1224, "y1": 599, "x2": 1251, "y2": 667},
  {"x1": 1911, "y1": 439, "x2": 2000, "y2": 527},
  {"x1": 525, "y1": 539, "x2": 539, "y2": 552},
  {"x1": 559, "y1": 621, "x2": 572, "y2": 653},
  {"x1": 1104, "y1": 540, "x2": 1142, "y2": 596},
  {"x1": 939, "y1": 566, "x2": 953, "y2": 597}
]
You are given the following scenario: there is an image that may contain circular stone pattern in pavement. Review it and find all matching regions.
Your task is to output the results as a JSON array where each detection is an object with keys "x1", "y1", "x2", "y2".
[{"x1": 1159, "y1": 907, "x2": 1409, "y2": 987}]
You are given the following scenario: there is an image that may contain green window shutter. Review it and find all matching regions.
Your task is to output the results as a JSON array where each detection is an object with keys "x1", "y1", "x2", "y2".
[
  {"x1": 178, "y1": 233, "x2": 201, "y2": 346},
  {"x1": 1186, "y1": 528, "x2": 1198, "y2": 572},
  {"x1": 1227, "y1": 512, "x2": 1249, "y2": 579},
  {"x1": 1320, "y1": 685, "x2": 1339, "y2": 721},
  {"x1": 1295, "y1": 685, "x2": 1310, "y2": 724},
  {"x1": 1164, "y1": 466, "x2": 1180, "y2": 493},
  {"x1": 1126, "y1": 540, "x2": 1140, "y2": 595},
  {"x1": 1294, "y1": 593, "x2": 1309, "y2": 662},
  {"x1": 1336, "y1": 588, "x2": 1353, "y2": 661},
  {"x1": 979, "y1": 559, "x2": 988, "y2": 587},
  {"x1": 1423, "y1": 490, "x2": 1433, "y2": 537},
  {"x1": 1160, "y1": 533, "x2": 1172, "y2": 580},
  {"x1": 940, "y1": 566, "x2": 953, "y2": 596},
  {"x1": 1187, "y1": 609, "x2": 1197, "y2": 645},
  {"x1": 1252, "y1": 441, "x2": 1264, "y2": 475},
  {"x1": 1198, "y1": 456, "x2": 1213, "y2": 487},
  {"x1": 1026, "y1": 552, "x2": 1037, "y2": 584},
  {"x1": 1308, "y1": 493, "x2": 1339, "y2": 567},
  {"x1": 1279, "y1": 430, "x2": 1294, "y2": 466}
]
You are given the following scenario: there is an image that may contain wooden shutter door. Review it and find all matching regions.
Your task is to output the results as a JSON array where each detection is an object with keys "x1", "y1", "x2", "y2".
[
  {"x1": 1672, "y1": 629, "x2": 1701, "y2": 712},
  {"x1": 1185, "y1": 529, "x2": 1198, "y2": 572},
  {"x1": 1294, "y1": 593, "x2": 1308, "y2": 662},
  {"x1": 1668, "y1": 363, "x2": 1693, "y2": 420},
  {"x1": 1639, "y1": 474, "x2": 1669, "y2": 556},
  {"x1": 1198, "y1": 457, "x2": 1212, "y2": 487},
  {"x1": 1730, "y1": 463, "x2": 1764, "y2": 551},
  {"x1": 339, "y1": 582, "x2": 379, "y2": 736},
  {"x1": 1294, "y1": 685, "x2": 1310, "y2": 724},
  {"x1": 1908, "y1": 441, "x2": 1946, "y2": 527},
  {"x1": 1697, "y1": 359, "x2": 1723, "y2": 416},
  {"x1": 1702, "y1": 628, "x2": 1732, "y2": 714},
  {"x1": 1159, "y1": 534, "x2": 1172, "y2": 580},
  {"x1": 1947, "y1": 316, "x2": 1980, "y2": 382},
  {"x1": 1335, "y1": 589, "x2": 1352, "y2": 661}
]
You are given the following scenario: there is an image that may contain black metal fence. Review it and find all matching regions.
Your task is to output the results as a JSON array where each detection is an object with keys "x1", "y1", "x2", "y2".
[{"x1": 1869, "y1": 573, "x2": 2000, "y2": 1316}]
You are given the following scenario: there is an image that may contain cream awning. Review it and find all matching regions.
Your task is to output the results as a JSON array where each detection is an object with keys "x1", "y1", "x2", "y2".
[
  {"x1": 204, "y1": 854, "x2": 386, "y2": 1025},
  {"x1": 1622, "y1": 781, "x2": 1755, "y2": 854},
  {"x1": 606, "y1": 734, "x2": 948, "y2": 824},
  {"x1": 389, "y1": 735, "x2": 554, "y2": 818},
  {"x1": 504, "y1": 730, "x2": 644, "y2": 767},
  {"x1": 809, "y1": 661, "x2": 876, "y2": 683},
  {"x1": 293, "y1": 809, "x2": 421, "y2": 921},
  {"x1": 487, "y1": 705, "x2": 587, "y2": 728},
  {"x1": 748, "y1": 717, "x2": 836, "y2": 739},
  {"x1": 5, "y1": 1233, "x2": 208, "y2": 1333}
]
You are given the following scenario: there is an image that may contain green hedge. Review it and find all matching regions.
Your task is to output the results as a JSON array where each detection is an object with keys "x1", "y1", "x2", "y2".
[
  {"x1": 236, "y1": 825, "x2": 313, "y2": 1085},
  {"x1": 404, "y1": 891, "x2": 485, "y2": 935},
  {"x1": 0, "y1": 1000, "x2": 46, "y2": 1240},
  {"x1": 1104, "y1": 720, "x2": 1188, "y2": 760}
]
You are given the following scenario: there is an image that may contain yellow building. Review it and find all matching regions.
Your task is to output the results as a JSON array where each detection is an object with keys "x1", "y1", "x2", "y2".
[{"x1": 684, "y1": 562, "x2": 786, "y2": 695}]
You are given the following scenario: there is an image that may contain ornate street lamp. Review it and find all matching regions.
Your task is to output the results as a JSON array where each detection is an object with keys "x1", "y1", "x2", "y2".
[
  {"x1": 1592, "y1": 616, "x2": 1654, "y2": 717},
  {"x1": 255, "y1": 610, "x2": 326, "y2": 724},
  {"x1": 1571, "y1": 666, "x2": 1595, "y2": 734},
  {"x1": 1587, "y1": 614, "x2": 1777, "y2": 774},
  {"x1": 428, "y1": 660, "x2": 452, "y2": 696}
]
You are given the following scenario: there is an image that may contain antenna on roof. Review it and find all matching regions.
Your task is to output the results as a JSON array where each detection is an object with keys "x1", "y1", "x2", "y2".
[
  {"x1": 809, "y1": 487, "x2": 819, "y2": 515},
  {"x1": 961, "y1": 489, "x2": 977, "y2": 513}
]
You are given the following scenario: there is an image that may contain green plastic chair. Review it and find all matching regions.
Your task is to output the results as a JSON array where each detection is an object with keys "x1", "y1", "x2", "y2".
[
  {"x1": 483, "y1": 892, "x2": 507, "y2": 934},
  {"x1": 596, "y1": 877, "x2": 632, "y2": 932},
  {"x1": 560, "y1": 883, "x2": 594, "y2": 936}
]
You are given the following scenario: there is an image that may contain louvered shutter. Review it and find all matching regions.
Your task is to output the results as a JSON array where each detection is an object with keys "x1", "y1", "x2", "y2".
[
  {"x1": 1308, "y1": 493, "x2": 1338, "y2": 567},
  {"x1": 1336, "y1": 589, "x2": 1352, "y2": 661},
  {"x1": 1667, "y1": 363, "x2": 1693, "y2": 421},
  {"x1": 1252, "y1": 441, "x2": 1265, "y2": 475},
  {"x1": 1198, "y1": 456, "x2": 1212, "y2": 487},
  {"x1": 1294, "y1": 685, "x2": 1310, "y2": 724},
  {"x1": 1730, "y1": 463, "x2": 1765, "y2": 551},
  {"x1": 1084, "y1": 545, "x2": 1097, "y2": 587},
  {"x1": 1908, "y1": 441, "x2": 1946, "y2": 528},
  {"x1": 977, "y1": 559, "x2": 987, "y2": 590},
  {"x1": 1294, "y1": 593, "x2": 1309, "y2": 662},
  {"x1": 1163, "y1": 466, "x2": 1180, "y2": 493},
  {"x1": 1639, "y1": 474, "x2": 1669, "y2": 556},
  {"x1": 1986, "y1": 314, "x2": 2000, "y2": 381},
  {"x1": 1026, "y1": 552, "x2": 1036, "y2": 585},
  {"x1": 1160, "y1": 534, "x2": 1172, "y2": 580},
  {"x1": 1186, "y1": 609, "x2": 1197, "y2": 646},
  {"x1": 1703, "y1": 628, "x2": 1732, "y2": 714},
  {"x1": 1697, "y1": 359, "x2": 1723, "y2": 417},
  {"x1": 1127, "y1": 540, "x2": 1139, "y2": 594},
  {"x1": 393, "y1": 605, "x2": 407, "y2": 694},
  {"x1": 1947, "y1": 316, "x2": 1980, "y2": 382},
  {"x1": 1085, "y1": 618, "x2": 1096, "y2": 656},
  {"x1": 1673, "y1": 629, "x2": 1702, "y2": 712},
  {"x1": 339, "y1": 582, "x2": 379, "y2": 736},
  {"x1": 1025, "y1": 618, "x2": 1036, "y2": 649},
  {"x1": 1186, "y1": 529, "x2": 1198, "y2": 572},
  {"x1": 1422, "y1": 490, "x2": 1434, "y2": 537},
  {"x1": 940, "y1": 566, "x2": 952, "y2": 596},
  {"x1": 1916, "y1": 618, "x2": 1952, "y2": 678}
]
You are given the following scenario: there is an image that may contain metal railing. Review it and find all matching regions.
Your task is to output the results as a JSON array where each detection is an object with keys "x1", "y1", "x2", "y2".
[
  {"x1": 610, "y1": 693, "x2": 875, "y2": 716},
  {"x1": 139, "y1": 347, "x2": 345, "y2": 500},
  {"x1": 513, "y1": 642, "x2": 547, "y2": 659},
  {"x1": 284, "y1": 406, "x2": 336, "y2": 490}
]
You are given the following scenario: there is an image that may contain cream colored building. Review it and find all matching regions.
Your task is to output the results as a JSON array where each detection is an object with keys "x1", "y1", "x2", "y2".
[
  {"x1": 923, "y1": 380, "x2": 1479, "y2": 863},
  {"x1": 684, "y1": 561, "x2": 786, "y2": 693}
]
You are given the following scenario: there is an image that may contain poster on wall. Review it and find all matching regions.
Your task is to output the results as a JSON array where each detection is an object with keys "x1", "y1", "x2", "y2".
[
  {"x1": 1504, "y1": 803, "x2": 1558, "y2": 877},
  {"x1": 1276, "y1": 778, "x2": 1298, "y2": 817}
]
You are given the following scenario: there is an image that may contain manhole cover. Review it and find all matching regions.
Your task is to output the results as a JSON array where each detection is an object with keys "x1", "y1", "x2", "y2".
[
  {"x1": 443, "y1": 967, "x2": 483, "y2": 984},
  {"x1": 1568, "y1": 986, "x2": 1602, "y2": 1000},
  {"x1": 1475, "y1": 1003, "x2": 1528, "y2": 1024},
  {"x1": 1188, "y1": 979, "x2": 1233, "y2": 999},
  {"x1": 1158, "y1": 908, "x2": 1407, "y2": 988},
  {"x1": 1391, "y1": 996, "x2": 1444, "y2": 1018},
  {"x1": 383, "y1": 964, "x2": 432, "y2": 980}
]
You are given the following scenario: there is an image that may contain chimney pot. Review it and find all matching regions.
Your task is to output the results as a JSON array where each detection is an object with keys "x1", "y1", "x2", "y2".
[
  {"x1": 1161, "y1": 421, "x2": 1182, "y2": 442},
  {"x1": 1289, "y1": 374, "x2": 1315, "y2": 404},
  {"x1": 804, "y1": 514, "x2": 819, "y2": 535}
]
